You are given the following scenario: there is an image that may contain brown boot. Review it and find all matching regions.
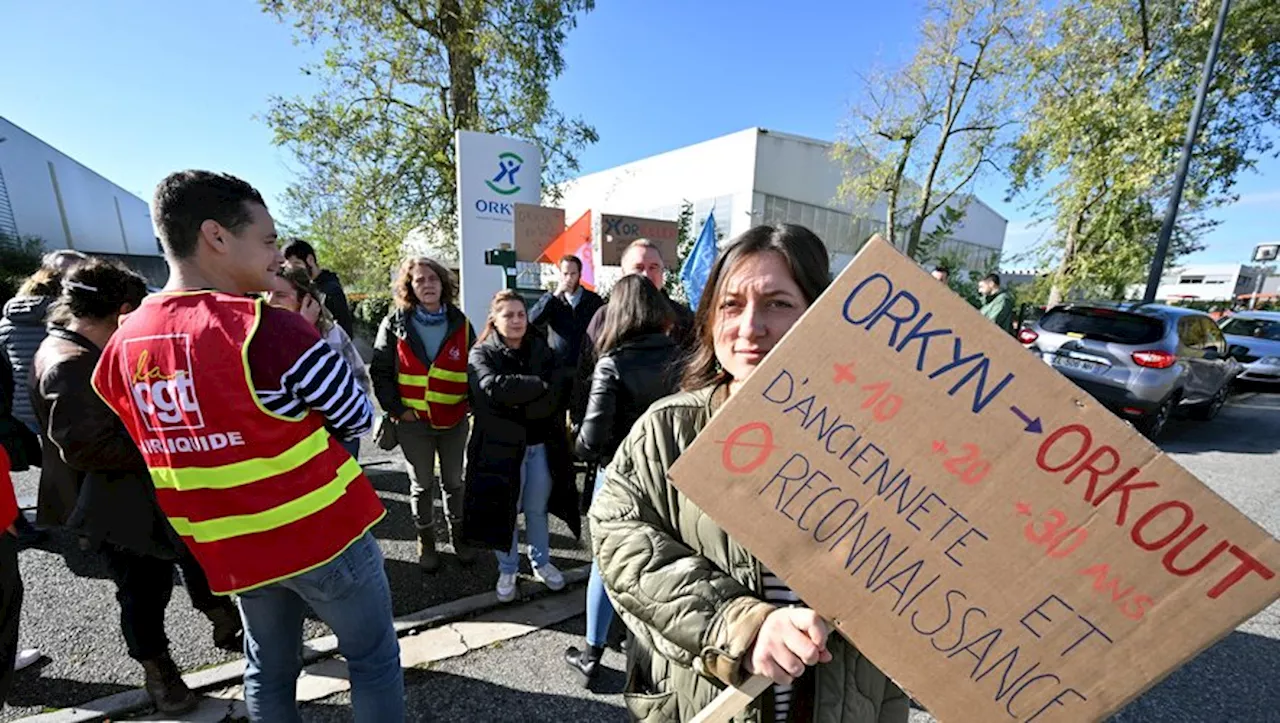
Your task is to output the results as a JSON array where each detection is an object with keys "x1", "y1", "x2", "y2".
[
  {"x1": 417, "y1": 527, "x2": 441, "y2": 573},
  {"x1": 141, "y1": 654, "x2": 198, "y2": 715}
]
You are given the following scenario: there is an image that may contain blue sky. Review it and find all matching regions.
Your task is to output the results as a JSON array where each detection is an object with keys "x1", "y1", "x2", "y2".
[{"x1": 1, "y1": 1, "x2": 1275, "y2": 266}]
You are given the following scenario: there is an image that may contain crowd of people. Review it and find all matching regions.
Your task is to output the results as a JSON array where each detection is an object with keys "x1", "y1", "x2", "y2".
[{"x1": 0, "y1": 169, "x2": 910, "y2": 723}]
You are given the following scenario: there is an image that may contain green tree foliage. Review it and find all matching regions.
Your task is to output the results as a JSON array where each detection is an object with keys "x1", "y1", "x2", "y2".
[
  {"x1": 1010, "y1": 0, "x2": 1280, "y2": 305},
  {"x1": 836, "y1": 0, "x2": 1035, "y2": 261},
  {"x1": 663, "y1": 201, "x2": 696, "y2": 305},
  {"x1": 0, "y1": 234, "x2": 44, "y2": 305},
  {"x1": 260, "y1": 0, "x2": 599, "y2": 292}
]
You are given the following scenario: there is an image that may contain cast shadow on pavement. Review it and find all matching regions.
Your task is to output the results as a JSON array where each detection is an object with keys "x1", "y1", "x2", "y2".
[
  {"x1": 302, "y1": 668, "x2": 628, "y2": 722},
  {"x1": 1112, "y1": 629, "x2": 1280, "y2": 722},
  {"x1": 3, "y1": 666, "x2": 133, "y2": 714}
]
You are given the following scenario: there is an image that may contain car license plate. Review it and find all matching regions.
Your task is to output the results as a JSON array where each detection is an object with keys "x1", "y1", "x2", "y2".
[{"x1": 1052, "y1": 354, "x2": 1103, "y2": 374}]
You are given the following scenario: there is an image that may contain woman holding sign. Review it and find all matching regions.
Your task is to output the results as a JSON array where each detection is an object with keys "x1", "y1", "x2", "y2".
[{"x1": 590, "y1": 225, "x2": 907, "y2": 723}]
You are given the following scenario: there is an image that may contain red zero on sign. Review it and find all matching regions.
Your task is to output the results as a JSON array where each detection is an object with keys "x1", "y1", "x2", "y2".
[{"x1": 716, "y1": 421, "x2": 778, "y2": 474}]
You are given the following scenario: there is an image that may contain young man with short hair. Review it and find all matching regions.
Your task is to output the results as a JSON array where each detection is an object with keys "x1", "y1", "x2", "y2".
[
  {"x1": 282, "y1": 239, "x2": 355, "y2": 337},
  {"x1": 92, "y1": 171, "x2": 402, "y2": 722},
  {"x1": 978, "y1": 272, "x2": 1015, "y2": 335},
  {"x1": 527, "y1": 255, "x2": 604, "y2": 368}
]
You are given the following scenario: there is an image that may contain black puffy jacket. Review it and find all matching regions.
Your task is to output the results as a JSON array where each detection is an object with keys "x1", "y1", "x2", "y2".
[
  {"x1": 573, "y1": 333, "x2": 681, "y2": 465},
  {"x1": 461, "y1": 332, "x2": 580, "y2": 550}
]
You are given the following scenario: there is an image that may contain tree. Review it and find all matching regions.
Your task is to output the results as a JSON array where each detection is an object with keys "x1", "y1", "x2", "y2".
[
  {"x1": 261, "y1": 0, "x2": 599, "y2": 291},
  {"x1": 1010, "y1": 0, "x2": 1280, "y2": 305},
  {"x1": 0, "y1": 234, "x2": 43, "y2": 305},
  {"x1": 835, "y1": 0, "x2": 1035, "y2": 261},
  {"x1": 663, "y1": 201, "x2": 696, "y2": 305}
]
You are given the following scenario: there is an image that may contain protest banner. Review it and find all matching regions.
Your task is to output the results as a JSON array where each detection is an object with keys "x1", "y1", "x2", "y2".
[
  {"x1": 513, "y1": 204, "x2": 566, "y2": 263},
  {"x1": 597, "y1": 213, "x2": 679, "y2": 267},
  {"x1": 669, "y1": 236, "x2": 1280, "y2": 722}
]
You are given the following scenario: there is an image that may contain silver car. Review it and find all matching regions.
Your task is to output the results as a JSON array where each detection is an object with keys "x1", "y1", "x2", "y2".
[
  {"x1": 1219, "y1": 311, "x2": 1280, "y2": 385},
  {"x1": 1019, "y1": 303, "x2": 1243, "y2": 439}
]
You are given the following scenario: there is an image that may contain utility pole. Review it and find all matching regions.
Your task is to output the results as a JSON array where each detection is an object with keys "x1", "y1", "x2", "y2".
[{"x1": 1143, "y1": 0, "x2": 1232, "y2": 303}]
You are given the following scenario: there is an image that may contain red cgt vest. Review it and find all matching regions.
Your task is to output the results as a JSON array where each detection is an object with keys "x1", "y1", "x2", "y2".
[
  {"x1": 92, "y1": 291, "x2": 385, "y2": 595},
  {"x1": 397, "y1": 320, "x2": 470, "y2": 429}
]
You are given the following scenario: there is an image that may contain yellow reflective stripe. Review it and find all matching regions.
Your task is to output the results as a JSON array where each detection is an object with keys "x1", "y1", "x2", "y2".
[
  {"x1": 397, "y1": 373, "x2": 429, "y2": 386},
  {"x1": 402, "y1": 398, "x2": 429, "y2": 410},
  {"x1": 426, "y1": 391, "x2": 464, "y2": 404},
  {"x1": 150, "y1": 427, "x2": 331, "y2": 491},
  {"x1": 168, "y1": 457, "x2": 363, "y2": 543},
  {"x1": 428, "y1": 367, "x2": 467, "y2": 383}
]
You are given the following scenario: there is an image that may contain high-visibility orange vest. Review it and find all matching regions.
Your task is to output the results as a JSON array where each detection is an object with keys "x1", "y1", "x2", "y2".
[
  {"x1": 92, "y1": 291, "x2": 385, "y2": 595},
  {"x1": 397, "y1": 322, "x2": 469, "y2": 429}
]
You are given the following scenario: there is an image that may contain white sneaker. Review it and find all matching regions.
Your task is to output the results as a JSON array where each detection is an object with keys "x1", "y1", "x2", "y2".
[
  {"x1": 14, "y1": 648, "x2": 41, "y2": 671},
  {"x1": 496, "y1": 572, "x2": 518, "y2": 603},
  {"x1": 533, "y1": 563, "x2": 565, "y2": 591}
]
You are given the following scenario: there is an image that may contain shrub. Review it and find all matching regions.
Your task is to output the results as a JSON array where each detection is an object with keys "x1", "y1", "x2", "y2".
[{"x1": 351, "y1": 293, "x2": 393, "y2": 341}]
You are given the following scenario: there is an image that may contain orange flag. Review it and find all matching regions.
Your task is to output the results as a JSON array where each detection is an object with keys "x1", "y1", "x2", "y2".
[{"x1": 538, "y1": 211, "x2": 596, "y2": 291}]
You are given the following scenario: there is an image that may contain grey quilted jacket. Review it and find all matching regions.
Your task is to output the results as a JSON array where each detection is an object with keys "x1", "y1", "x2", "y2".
[
  {"x1": 590, "y1": 385, "x2": 909, "y2": 723},
  {"x1": 0, "y1": 295, "x2": 54, "y2": 432}
]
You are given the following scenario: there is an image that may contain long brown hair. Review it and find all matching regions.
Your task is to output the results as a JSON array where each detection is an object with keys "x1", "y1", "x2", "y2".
[
  {"x1": 393, "y1": 256, "x2": 457, "y2": 311},
  {"x1": 277, "y1": 265, "x2": 335, "y2": 334},
  {"x1": 478, "y1": 289, "x2": 527, "y2": 344},
  {"x1": 596, "y1": 275, "x2": 673, "y2": 356},
  {"x1": 682, "y1": 224, "x2": 831, "y2": 391}
]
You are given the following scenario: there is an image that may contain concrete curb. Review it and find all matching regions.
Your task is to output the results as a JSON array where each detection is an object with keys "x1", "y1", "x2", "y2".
[{"x1": 15, "y1": 566, "x2": 591, "y2": 723}]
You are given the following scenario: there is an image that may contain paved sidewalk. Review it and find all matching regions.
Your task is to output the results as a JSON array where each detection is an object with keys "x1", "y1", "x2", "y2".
[
  {"x1": 4, "y1": 439, "x2": 592, "y2": 722},
  {"x1": 128, "y1": 591, "x2": 596, "y2": 722}
]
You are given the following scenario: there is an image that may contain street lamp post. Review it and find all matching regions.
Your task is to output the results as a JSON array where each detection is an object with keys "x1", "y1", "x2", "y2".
[{"x1": 1143, "y1": 0, "x2": 1232, "y2": 303}]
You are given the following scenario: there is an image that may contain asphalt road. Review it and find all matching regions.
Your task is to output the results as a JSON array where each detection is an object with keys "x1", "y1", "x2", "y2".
[
  {"x1": 1, "y1": 440, "x2": 593, "y2": 723},
  {"x1": 4, "y1": 389, "x2": 1279, "y2": 722},
  {"x1": 303, "y1": 390, "x2": 1280, "y2": 723}
]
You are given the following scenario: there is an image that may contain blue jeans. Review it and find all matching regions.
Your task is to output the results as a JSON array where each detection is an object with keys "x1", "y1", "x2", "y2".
[
  {"x1": 341, "y1": 438, "x2": 361, "y2": 462},
  {"x1": 586, "y1": 468, "x2": 616, "y2": 647},
  {"x1": 237, "y1": 532, "x2": 403, "y2": 723},
  {"x1": 494, "y1": 444, "x2": 552, "y2": 574}
]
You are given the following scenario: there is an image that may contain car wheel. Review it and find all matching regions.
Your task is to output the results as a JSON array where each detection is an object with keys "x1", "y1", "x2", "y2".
[
  {"x1": 1138, "y1": 395, "x2": 1176, "y2": 440},
  {"x1": 1190, "y1": 384, "x2": 1229, "y2": 421}
]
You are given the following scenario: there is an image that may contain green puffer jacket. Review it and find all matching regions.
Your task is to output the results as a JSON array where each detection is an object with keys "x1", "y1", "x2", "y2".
[{"x1": 591, "y1": 385, "x2": 909, "y2": 723}]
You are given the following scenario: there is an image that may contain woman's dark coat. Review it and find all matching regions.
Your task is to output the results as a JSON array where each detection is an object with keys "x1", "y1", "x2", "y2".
[
  {"x1": 30, "y1": 327, "x2": 177, "y2": 558},
  {"x1": 461, "y1": 331, "x2": 580, "y2": 550}
]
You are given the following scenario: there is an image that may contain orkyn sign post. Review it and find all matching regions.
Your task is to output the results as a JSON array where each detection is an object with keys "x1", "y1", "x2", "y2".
[{"x1": 669, "y1": 236, "x2": 1280, "y2": 723}]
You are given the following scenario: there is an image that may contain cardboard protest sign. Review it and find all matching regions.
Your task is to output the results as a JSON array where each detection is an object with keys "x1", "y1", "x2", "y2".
[
  {"x1": 597, "y1": 213, "x2": 679, "y2": 267},
  {"x1": 513, "y1": 204, "x2": 565, "y2": 262},
  {"x1": 667, "y1": 236, "x2": 1280, "y2": 723}
]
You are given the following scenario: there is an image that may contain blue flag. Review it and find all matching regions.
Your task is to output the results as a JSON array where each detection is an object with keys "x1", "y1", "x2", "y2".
[{"x1": 681, "y1": 211, "x2": 718, "y2": 309}]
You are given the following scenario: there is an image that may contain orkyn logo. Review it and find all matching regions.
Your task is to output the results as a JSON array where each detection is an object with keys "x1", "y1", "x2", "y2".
[{"x1": 485, "y1": 152, "x2": 524, "y2": 196}]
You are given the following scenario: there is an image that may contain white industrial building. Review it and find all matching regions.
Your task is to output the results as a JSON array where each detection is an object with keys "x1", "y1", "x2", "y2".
[
  {"x1": 553, "y1": 127, "x2": 1008, "y2": 276},
  {"x1": 0, "y1": 116, "x2": 165, "y2": 284},
  {"x1": 1144, "y1": 263, "x2": 1270, "y2": 302}
]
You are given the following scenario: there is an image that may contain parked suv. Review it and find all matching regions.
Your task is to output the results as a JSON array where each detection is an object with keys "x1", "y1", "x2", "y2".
[
  {"x1": 1018, "y1": 303, "x2": 1243, "y2": 439},
  {"x1": 1219, "y1": 311, "x2": 1280, "y2": 386}
]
